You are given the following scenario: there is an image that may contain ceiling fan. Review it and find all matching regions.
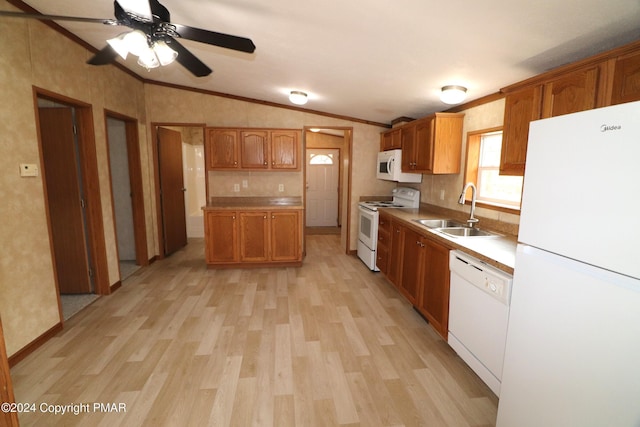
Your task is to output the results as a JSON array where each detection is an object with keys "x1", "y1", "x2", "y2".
[{"x1": 0, "y1": 0, "x2": 256, "y2": 77}]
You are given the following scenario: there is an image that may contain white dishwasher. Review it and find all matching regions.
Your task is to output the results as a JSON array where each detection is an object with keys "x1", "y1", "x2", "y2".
[{"x1": 448, "y1": 250, "x2": 513, "y2": 396}]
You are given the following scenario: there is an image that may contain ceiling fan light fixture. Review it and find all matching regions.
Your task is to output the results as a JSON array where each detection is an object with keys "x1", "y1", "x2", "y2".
[
  {"x1": 106, "y1": 33, "x2": 130, "y2": 59},
  {"x1": 137, "y1": 46, "x2": 160, "y2": 70},
  {"x1": 153, "y1": 40, "x2": 178, "y2": 66},
  {"x1": 289, "y1": 91, "x2": 308, "y2": 105},
  {"x1": 123, "y1": 30, "x2": 150, "y2": 57},
  {"x1": 440, "y1": 85, "x2": 467, "y2": 105}
]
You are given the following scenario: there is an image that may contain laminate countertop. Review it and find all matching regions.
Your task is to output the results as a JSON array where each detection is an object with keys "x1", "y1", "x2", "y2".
[
  {"x1": 379, "y1": 207, "x2": 518, "y2": 275},
  {"x1": 203, "y1": 196, "x2": 303, "y2": 210}
]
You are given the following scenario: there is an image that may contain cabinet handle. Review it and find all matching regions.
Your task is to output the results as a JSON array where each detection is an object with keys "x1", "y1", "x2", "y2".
[
  {"x1": 264, "y1": 162, "x2": 268, "y2": 165},
  {"x1": 234, "y1": 161, "x2": 238, "y2": 165},
  {"x1": 416, "y1": 241, "x2": 420, "y2": 245},
  {"x1": 232, "y1": 216, "x2": 236, "y2": 220},
  {"x1": 272, "y1": 161, "x2": 275, "y2": 165},
  {"x1": 272, "y1": 215, "x2": 275, "y2": 219},
  {"x1": 263, "y1": 215, "x2": 267, "y2": 219}
]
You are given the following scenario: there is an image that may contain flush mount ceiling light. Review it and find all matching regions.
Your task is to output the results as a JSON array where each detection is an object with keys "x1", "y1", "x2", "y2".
[
  {"x1": 289, "y1": 91, "x2": 308, "y2": 105},
  {"x1": 440, "y1": 85, "x2": 467, "y2": 105}
]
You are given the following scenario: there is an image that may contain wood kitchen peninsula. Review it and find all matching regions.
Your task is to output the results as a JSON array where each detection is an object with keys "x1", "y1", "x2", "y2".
[{"x1": 203, "y1": 197, "x2": 303, "y2": 268}]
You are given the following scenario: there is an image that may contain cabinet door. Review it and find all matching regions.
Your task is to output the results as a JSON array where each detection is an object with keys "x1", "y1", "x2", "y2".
[
  {"x1": 399, "y1": 228, "x2": 423, "y2": 305},
  {"x1": 400, "y1": 124, "x2": 416, "y2": 172},
  {"x1": 205, "y1": 210, "x2": 238, "y2": 263},
  {"x1": 387, "y1": 222, "x2": 403, "y2": 287},
  {"x1": 610, "y1": 50, "x2": 640, "y2": 105},
  {"x1": 271, "y1": 131, "x2": 299, "y2": 170},
  {"x1": 542, "y1": 66, "x2": 600, "y2": 118},
  {"x1": 206, "y1": 129, "x2": 239, "y2": 169},
  {"x1": 239, "y1": 211, "x2": 269, "y2": 261},
  {"x1": 270, "y1": 210, "x2": 301, "y2": 261},
  {"x1": 417, "y1": 239, "x2": 451, "y2": 339},
  {"x1": 381, "y1": 129, "x2": 401, "y2": 151},
  {"x1": 414, "y1": 118, "x2": 434, "y2": 173},
  {"x1": 240, "y1": 130, "x2": 269, "y2": 169},
  {"x1": 500, "y1": 85, "x2": 542, "y2": 176}
]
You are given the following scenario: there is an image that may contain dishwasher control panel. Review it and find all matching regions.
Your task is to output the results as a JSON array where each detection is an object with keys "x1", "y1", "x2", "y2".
[{"x1": 449, "y1": 250, "x2": 513, "y2": 305}]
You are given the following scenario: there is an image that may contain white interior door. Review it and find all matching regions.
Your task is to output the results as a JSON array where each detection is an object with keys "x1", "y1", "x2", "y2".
[{"x1": 306, "y1": 149, "x2": 339, "y2": 226}]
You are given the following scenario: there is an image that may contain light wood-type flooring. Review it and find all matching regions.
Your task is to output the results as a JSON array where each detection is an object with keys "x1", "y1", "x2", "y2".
[{"x1": 11, "y1": 235, "x2": 498, "y2": 426}]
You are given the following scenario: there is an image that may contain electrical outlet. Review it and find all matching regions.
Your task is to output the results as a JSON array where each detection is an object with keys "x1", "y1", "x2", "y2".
[
  {"x1": 278, "y1": 184, "x2": 284, "y2": 192},
  {"x1": 234, "y1": 183, "x2": 240, "y2": 192},
  {"x1": 242, "y1": 179, "x2": 248, "y2": 188}
]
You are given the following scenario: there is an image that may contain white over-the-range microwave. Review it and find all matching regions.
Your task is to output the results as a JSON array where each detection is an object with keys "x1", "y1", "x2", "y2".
[{"x1": 376, "y1": 149, "x2": 422, "y2": 183}]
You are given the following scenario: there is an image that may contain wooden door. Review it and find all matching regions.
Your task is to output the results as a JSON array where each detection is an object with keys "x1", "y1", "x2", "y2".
[
  {"x1": 400, "y1": 228, "x2": 422, "y2": 305},
  {"x1": 0, "y1": 317, "x2": 18, "y2": 427},
  {"x1": 414, "y1": 118, "x2": 433, "y2": 173},
  {"x1": 239, "y1": 211, "x2": 269, "y2": 262},
  {"x1": 158, "y1": 127, "x2": 188, "y2": 256},
  {"x1": 240, "y1": 130, "x2": 269, "y2": 169},
  {"x1": 271, "y1": 210, "x2": 301, "y2": 261},
  {"x1": 271, "y1": 130, "x2": 299, "y2": 169},
  {"x1": 204, "y1": 211, "x2": 238, "y2": 263},
  {"x1": 206, "y1": 129, "x2": 238, "y2": 169},
  {"x1": 418, "y1": 239, "x2": 451, "y2": 339},
  {"x1": 542, "y1": 66, "x2": 600, "y2": 118},
  {"x1": 39, "y1": 107, "x2": 92, "y2": 294},
  {"x1": 306, "y1": 149, "x2": 339, "y2": 227},
  {"x1": 500, "y1": 85, "x2": 542, "y2": 176}
]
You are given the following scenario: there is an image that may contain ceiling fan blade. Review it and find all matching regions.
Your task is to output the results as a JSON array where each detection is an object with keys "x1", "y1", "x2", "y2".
[
  {"x1": 0, "y1": 10, "x2": 115, "y2": 25},
  {"x1": 115, "y1": 0, "x2": 152, "y2": 20},
  {"x1": 166, "y1": 38, "x2": 212, "y2": 77},
  {"x1": 173, "y1": 24, "x2": 256, "y2": 53},
  {"x1": 87, "y1": 45, "x2": 119, "y2": 66}
]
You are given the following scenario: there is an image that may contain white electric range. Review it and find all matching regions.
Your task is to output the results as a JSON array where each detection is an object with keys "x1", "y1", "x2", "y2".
[{"x1": 357, "y1": 187, "x2": 420, "y2": 271}]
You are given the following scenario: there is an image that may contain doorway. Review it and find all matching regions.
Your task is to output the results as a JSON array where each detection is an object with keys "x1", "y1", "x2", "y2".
[
  {"x1": 152, "y1": 124, "x2": 205, "y2": 258},
  {"x1": 304, "y1": 127, "x2": 353, "y2": 253},
  {"x1": 35, "y1": 90, "x2": 110, "y2": 321},
  {"x1": 306, "y1": 148, "x2": 340, "y2": 228},
  {"x1": 106, "y1": 113, "x2": 148, "y2": 281}
]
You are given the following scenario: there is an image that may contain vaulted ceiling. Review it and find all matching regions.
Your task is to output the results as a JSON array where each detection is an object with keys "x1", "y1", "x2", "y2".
[{"x1": 4, "y1": 0, "x2": 640, "y2": 124}]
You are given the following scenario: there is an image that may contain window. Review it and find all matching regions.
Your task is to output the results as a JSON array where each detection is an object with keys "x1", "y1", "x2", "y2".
[
  {"x1": 309, "y1": 153, "x2": 334, "y2": 165},
  {"x1": 465, "y1": 129, "x2": 523, "y2": 210}
]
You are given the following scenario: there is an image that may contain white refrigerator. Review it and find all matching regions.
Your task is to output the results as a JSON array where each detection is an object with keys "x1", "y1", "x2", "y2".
[{"x1": 496, "y1": 101, "x2": 640, "y2": 427}]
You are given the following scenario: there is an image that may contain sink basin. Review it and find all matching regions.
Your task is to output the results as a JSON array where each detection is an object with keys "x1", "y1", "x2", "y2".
[
  {"x1": 413, "y1": 218, "x2": 465, "y2": 228},
  {"x1": 438, "y1": 227, "x2": 497, "y2": 238}
]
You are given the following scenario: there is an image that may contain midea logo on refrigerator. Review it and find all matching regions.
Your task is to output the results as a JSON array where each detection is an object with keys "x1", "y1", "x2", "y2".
[{"x1": 600, "y1": 124, "x2": 622, "y2": 132}]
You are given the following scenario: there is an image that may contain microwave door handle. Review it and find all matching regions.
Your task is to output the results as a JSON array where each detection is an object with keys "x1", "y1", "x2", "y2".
[{"x1": 387, "y1": 157, "x2": 394, "y2": 174}]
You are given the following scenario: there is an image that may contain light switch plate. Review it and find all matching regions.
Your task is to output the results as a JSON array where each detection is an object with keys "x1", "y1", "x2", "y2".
[{"x1": 20, "y1": 163, "x2": 39, "y2": 177}]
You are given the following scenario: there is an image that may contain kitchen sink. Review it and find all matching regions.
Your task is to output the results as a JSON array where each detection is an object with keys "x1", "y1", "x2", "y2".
[
  {"x1": 438, "y1": 227, "x2": 498, "y2": 238},
  {"x1": 413, "y1": 218, "x2": 465, "y2": 228}
]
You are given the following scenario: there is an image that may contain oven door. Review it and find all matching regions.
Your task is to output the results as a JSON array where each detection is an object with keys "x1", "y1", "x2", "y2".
[{"x1": 358, "y1": 205, "x2": 378, "y2": 250}]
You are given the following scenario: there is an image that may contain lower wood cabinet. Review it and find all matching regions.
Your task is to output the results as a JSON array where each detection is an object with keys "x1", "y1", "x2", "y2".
[
  {"x1": 205, "y1": 208, "x2": 302, "y2": 267},
  {"x1": 380, "y1": 221, "x2": 452, "y2": 340}
]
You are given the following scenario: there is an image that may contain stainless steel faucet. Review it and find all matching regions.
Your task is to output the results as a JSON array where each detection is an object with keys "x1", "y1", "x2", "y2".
[{"x1": 458, "y1": 182, "x2": 479, "y2": 227}]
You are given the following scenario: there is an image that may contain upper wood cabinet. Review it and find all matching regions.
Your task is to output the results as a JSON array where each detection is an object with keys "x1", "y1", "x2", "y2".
[
  {"x1": 206, "y1": 129, "x2": 239, "y2": 169},
  {"x1": 206, "y1": 128, "x2": 300, "y2": 171},
  {"x1": 500, "y1": 63, "x2": 604, "y2": 175},
  {"x1": 610, "y1": 50, "x2": 640, "y2": 105},
  {"x1": 500, "y1": 85, "x2": 542, "y2": 175},
  {"x1": 393, "y1": 113, "x2": 463, "y2": 174},
  {"x1": 380, "y1": 128, "x2": 401, "y2": 151},
  {"x1": 240, "y1": 130, "x2": 269, "y2": 169},
  {"x1": 270, "y1": 130, "x2": 299, "y2": 170}
]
